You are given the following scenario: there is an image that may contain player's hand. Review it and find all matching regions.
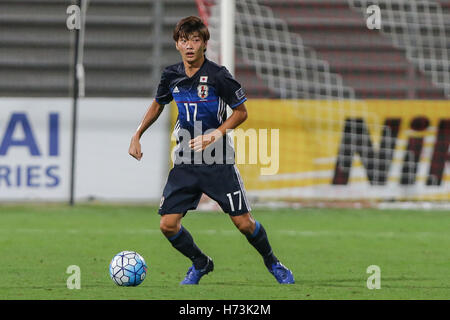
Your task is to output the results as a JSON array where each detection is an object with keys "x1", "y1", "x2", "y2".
[
  {"x1": 189, "y1": 130, "x2": 223, "y2": 152},
  {"x1": 129, "y1": 135, "x2": 143, "y2": 161}
]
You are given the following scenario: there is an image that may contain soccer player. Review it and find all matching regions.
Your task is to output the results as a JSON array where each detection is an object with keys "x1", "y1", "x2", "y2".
[{"x1": 128, "y1": 16, "x2": 294, "y2": 285}]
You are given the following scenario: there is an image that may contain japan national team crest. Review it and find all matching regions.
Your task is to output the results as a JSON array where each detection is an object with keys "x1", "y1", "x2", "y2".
[{"x1": 197, "y1": 84, "x2": 209, "y2": 99}]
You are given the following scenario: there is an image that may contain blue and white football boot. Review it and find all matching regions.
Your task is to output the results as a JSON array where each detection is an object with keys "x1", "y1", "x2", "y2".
[
  {"x1": 269, "y1": 262, "x2": 295, "y2": 284},
  {"x1": 180, "y1": 256, "x2": 214, "y2": 285}
]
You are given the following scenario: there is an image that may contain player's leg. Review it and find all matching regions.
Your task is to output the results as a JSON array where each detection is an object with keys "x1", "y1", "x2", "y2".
[
  {"x1": 229, "y1": 212, "x2": 294, "y2": 284},
  {"x1": 200, "y1": 164, "x2": 294, "y2": 283},
  {"x1": 159, "y1": 213, "x2": 209, "y2": 270},
  {"x1": 158, "y1": 165, "x2": 213, "y2": 284},
  {"x1": 229, "y1": 212, "x2": 278, "y2": 269}
]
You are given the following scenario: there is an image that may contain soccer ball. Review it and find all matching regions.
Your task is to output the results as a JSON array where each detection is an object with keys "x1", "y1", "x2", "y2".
[{"x1": 109, "y1": 251, "x2": 147, "y2": 286}]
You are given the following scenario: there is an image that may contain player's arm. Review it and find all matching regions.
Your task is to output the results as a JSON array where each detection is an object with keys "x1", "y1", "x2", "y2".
[
  {"x1": 128, "y1": 99, "x2": 165, "y2": 161},
  {"x1": 217, "y1": 102, "x2": 248, "y2": 135},
  {"x1": 189, "y1": 102, "x2": 248, "y2": 152}
]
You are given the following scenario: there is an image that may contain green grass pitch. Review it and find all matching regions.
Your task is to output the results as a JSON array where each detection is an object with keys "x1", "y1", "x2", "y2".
[{"x1": 0, "y1": 204, "x2": 448, "y2": 300}]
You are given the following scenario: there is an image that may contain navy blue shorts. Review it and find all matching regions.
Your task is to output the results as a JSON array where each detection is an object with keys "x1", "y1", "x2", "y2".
[{"x1": 158, "y1": 164, "x2": 252, "y2": 216}]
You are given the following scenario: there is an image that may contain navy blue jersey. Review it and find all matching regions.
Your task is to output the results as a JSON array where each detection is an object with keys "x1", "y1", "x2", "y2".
[{"x1": 155, "y1": 58, "x2": 247, "y2": 165}]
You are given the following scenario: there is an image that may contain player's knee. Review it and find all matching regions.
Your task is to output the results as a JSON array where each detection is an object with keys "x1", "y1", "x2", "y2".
[
  {"x1": 235, "y1": 219, "x2": 255, "y2": 236},
  {"x1": 159, "y1": 218, "x2": 179, "y2": 237}
]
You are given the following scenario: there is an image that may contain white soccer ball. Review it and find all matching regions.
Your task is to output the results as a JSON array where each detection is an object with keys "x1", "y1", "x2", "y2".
[{"x1": 109, "y1": 251, "x2": 147, "y2": 286}]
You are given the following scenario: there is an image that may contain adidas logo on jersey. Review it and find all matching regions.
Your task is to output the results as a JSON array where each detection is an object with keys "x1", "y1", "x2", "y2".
[{"x1": 173, "y1": 86, "x2": 180, "y2": 93}]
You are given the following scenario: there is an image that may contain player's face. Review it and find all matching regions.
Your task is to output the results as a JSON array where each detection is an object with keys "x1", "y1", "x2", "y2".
[{"x1": 176, "y1": 33, "x2": 206, "y2": 64}]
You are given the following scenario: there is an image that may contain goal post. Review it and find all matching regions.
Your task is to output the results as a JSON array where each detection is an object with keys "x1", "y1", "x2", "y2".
[
  {"x1": 220, "y1": 0, "x2": 235, "y2": 76},
  {"x1": 69, "y1": 0, "x2": 88, "y2": 206}
]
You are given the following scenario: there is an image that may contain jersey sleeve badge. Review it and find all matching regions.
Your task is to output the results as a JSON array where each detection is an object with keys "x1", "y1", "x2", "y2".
[{"x1": 235, "y1": 88, "x2": 245, "y2": 100}]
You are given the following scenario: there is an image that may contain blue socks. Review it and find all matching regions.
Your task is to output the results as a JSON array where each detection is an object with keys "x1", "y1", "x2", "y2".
[
  {"x1": 166, "y1": 221, "x2": 278, "y2": 271},
  {"x1": 246, "y1": 221, "x2": 279, "y2": 269},
  {"x1": 167, "y1": 225, "x2": 208, "y2": 270}
]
